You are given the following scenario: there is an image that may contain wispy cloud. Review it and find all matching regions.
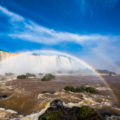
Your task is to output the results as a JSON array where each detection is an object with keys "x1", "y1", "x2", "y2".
[
  {"x1": 0, "y1": 5, "x2": 112, "y2": 45},
  {"x1": 0, "y1": 6, "x2": 23, "y2": 21},
  {"x1": 0, "y1": 5, "x2": 120, "y2": 52},
  {"x1": 75, "y1": 0, "x2": 119, "y2": 15},
  {"x1": 9, "y1": 21, "x2": 109, "y2": 45}
]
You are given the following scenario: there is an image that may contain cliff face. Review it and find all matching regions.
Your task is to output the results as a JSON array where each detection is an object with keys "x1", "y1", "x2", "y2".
[{"x1": 0, "y1": 50, "x2": 16, "y2": 61}]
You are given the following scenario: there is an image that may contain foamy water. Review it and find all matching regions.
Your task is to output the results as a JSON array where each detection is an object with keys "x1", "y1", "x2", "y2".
[{"x1": 0, "y1": 50, "x2": 94, "y2": 75}]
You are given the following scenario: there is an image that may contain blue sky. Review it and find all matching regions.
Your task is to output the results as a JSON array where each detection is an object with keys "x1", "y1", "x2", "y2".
[{"x1": 0, "y1": 0, "x2": 120, "y2": 72}]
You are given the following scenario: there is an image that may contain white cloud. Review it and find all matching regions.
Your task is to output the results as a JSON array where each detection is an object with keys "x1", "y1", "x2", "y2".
[
  {"x1": 0, "y1": 6, "x2": 23, "y2": 21},
  {"x1": 9, "y1": 22, "x2": 109, "y2": 45},
  {"x1": 0, "y1": 5, "x2": 111, "y2": 45}
]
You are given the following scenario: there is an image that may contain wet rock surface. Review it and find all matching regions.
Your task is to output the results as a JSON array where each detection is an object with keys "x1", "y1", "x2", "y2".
[
  {"x1": 41, "y1": 91, "x2": 55, "y2": 94},
  {"x1": 50, "y1": 99, "x2": 63, "y2": 108},
  {"x1": 105, "y1": 115, "x2": 120, "y2": 120},
  {"x1": 39, "y1": 99, "x2": 102, "y2": 120},
  {"x1": 0, "y1": 95, "x2": 8, "y2": 99}
]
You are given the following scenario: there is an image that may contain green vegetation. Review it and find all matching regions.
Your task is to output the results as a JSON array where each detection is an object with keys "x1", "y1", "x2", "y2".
[
  {"x1": 17, "y1": 73, "x2": 36, "y2": 79},
  {"x1": 78, "y1": 106, "x2": 101, "y2": 120},
  {"x1": 39, "y1": 110, "x2": 62, "y2": 120},
  {"x1": 85, "y1": 87, "x2": 97, "y2": 93},
  {"x1": 17, "y1": 75, "x2": 27, "y2": 79},
  {"x1": 39, "y1": 105, "x2": 101, "y2": 120},
  {"x1": 26, "y1": 73, "x2": 36, "y2": 77},
  {"x1": 64, "y1": 86, "x2": 97, "y2": 94},
  {"x1": 41, "y1": 74, "x2": 55, "y2": 81}
]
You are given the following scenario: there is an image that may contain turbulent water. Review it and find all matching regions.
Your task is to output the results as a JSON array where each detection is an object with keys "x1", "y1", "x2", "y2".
[{"x1": 0, "y1": 50, "x2": 94, "y2": 74}]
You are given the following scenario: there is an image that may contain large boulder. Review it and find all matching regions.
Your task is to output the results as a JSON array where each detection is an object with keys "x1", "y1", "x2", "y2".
[{"x1": 50, "y1": 99, "x2": 63, "y2": 108}]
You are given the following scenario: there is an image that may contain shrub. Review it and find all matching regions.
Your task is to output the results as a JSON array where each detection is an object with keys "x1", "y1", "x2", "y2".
[
  {"x1": 78, "y1": 106, "x2": 101, "y2": 120},
  {"x1": 64, "y1": 86, "x2": 97, "y2": 94},
  {"x1": 26, "y1": 73, "x2": 36, "y2": 77},
  {"x1": 41, "y1": 74, "x2": 55, "y2": 81},
  {"x1": 64, "y1": 86, "x2": 75, "y2": 92},
  {"x1": 17, "y1": 75, "x2": 27, "y2": 79},
  {"x1": 80, "y1": 86, "x2": 87, "y2": 91},
  {"x1": 86, "y1": 87, "x2": 97, "y2": 94},
  {"x1": 17, "y1": 73, "x2": 36, "y2": 79},
  {"x1": 39, "y1": 110, "x2": 62, "y2": 120}
]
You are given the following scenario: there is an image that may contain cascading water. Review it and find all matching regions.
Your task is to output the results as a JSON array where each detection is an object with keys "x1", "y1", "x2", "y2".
[{"x1": 0, "y1": 50, "x2": 94, "y2": 75}]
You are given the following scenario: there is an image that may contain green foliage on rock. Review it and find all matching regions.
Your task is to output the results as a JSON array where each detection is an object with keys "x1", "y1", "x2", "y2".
[
  {"x1": 26, "y1": 73, "x2": 36, "y2": 77},
  {"x1": 17, "y1": 75, "x2": 27, "y2": 79},
  {"x1": 78, "y1": 106, "x2": 101, "y2": 120},
  {"x1": 41, "y1": 74, "x2": 55, "y2": 81},
  {"x1": 39, "y1": 100, "x2": 102, "y2": 120},
  {"x1": 39, "y1": 110, "x2": 62, "y2": 120},
  {"x1": 85, "y1": 87, "x2": 97, "y2": 93},
  {"x1": 64, "y1": 86, "x2": 97, "y2": 94},
  {"x1": 17, "y1": 73, "x2": 36, "y2": 79},
  {"x1": 64, "y1": 86, "x2": 76, "y2": 92}
]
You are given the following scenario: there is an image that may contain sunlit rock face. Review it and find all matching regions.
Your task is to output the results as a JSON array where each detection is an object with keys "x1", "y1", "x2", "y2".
[{"x1": 0, "y1": 50, "x2": 94, "y2": 75}]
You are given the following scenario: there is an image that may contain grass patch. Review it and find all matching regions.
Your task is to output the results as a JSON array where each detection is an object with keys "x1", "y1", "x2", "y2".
[
  {"x1": 41, "y1": 74, "x2": 55, "y2": 81},
  {"x1": 64, "y1": 86, "x2": 97, "y2": 94}
]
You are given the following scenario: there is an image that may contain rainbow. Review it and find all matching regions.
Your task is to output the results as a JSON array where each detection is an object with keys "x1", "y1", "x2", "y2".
[
  {"x1": 0, "y1": 50, "x2": 118, "y2": 103},
  {"x1": 76, "y1": 58, "x2": 118, "y2": 103}
]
